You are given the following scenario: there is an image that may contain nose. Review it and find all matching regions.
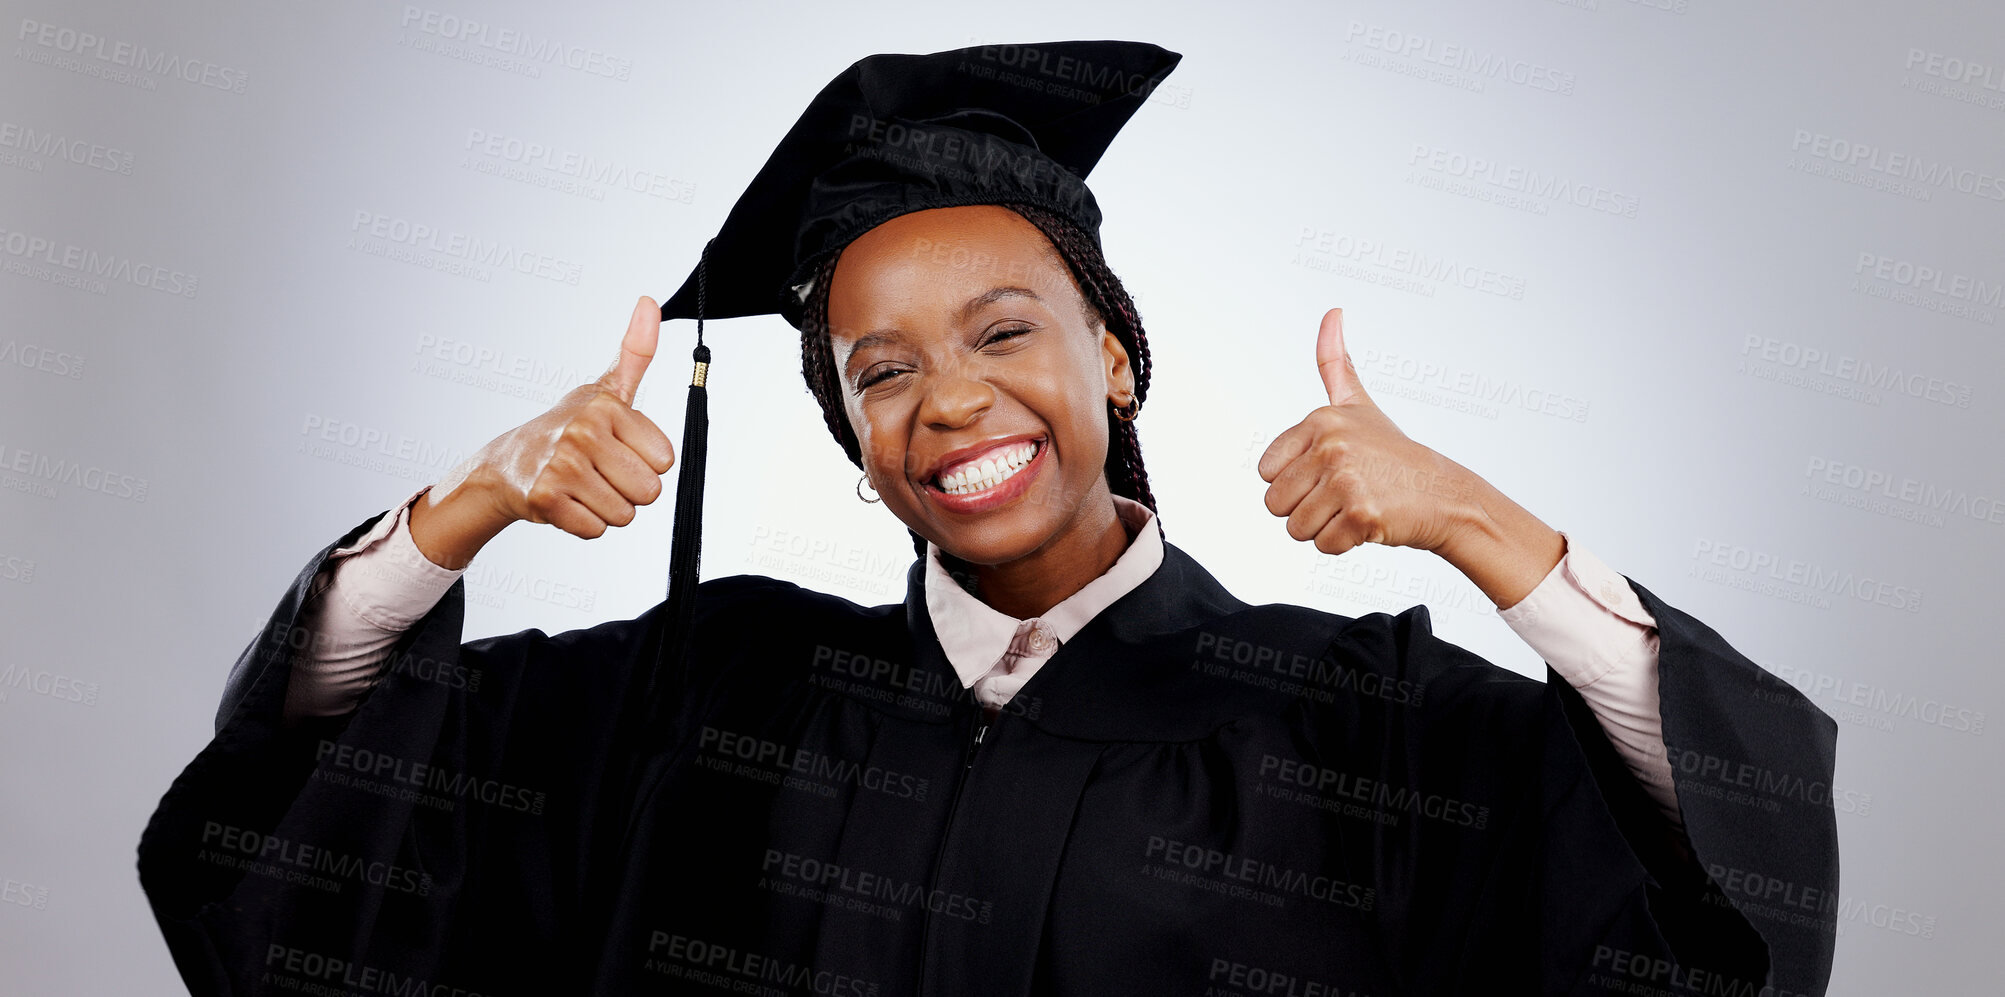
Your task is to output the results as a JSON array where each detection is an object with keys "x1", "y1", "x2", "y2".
[{"x1": 917, "y1": 362, "x2": 996, "y2": 433}]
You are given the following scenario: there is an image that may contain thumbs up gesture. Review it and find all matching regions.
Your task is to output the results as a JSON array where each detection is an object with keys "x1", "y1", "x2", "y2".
[
  {"x1": 493, "y1": 294, "x2": 678, "y2": 538},
  {"x1": 1254, "y1": 308, "x2": 1483, "y2": 557},
  {"x1": 410, "y1": 297, "x2": 679, "y2": 568}
]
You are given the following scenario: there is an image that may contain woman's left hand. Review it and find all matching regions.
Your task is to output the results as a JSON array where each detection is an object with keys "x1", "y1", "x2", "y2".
[{"x1": 1255, "y1": 308, "x2": 1487, "y2": 557}]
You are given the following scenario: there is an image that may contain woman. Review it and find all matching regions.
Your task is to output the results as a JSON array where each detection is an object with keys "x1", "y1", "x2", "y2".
[{"x1": 139, "y1": 41, "x2": 1839, "y2": 997}]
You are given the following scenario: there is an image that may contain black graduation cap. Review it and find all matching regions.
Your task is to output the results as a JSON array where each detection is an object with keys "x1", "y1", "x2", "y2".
[{"x1": 642, "y1": 40, "x2": 1182, "y2": 726}]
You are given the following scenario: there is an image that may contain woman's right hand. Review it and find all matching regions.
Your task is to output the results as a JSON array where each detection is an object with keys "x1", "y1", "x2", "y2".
[{"x1": 408, "y1": 296, "x2": 677, "y2": 570}]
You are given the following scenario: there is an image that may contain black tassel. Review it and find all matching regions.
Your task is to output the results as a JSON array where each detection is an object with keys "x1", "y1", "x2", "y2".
[
  {"x1": 648, "y1": 239, "x2": 714, "y2": 738},
  {"x1": 663, "y1": 342, "x2": 709, "y2": 628}
]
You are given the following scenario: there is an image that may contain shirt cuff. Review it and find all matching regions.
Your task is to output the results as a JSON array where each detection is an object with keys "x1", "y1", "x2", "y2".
[
  {"x1": 324, "y1": 484, "x2": 469, "y2": 632},
  {"x1": 1496, "y1": 530, "x2": 1658, "y2": 689}
]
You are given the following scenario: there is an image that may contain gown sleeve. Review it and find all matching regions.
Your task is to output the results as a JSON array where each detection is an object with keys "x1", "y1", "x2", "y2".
[
  {"x1": 1324, "y1": 569, "x2": 1839, "y2": 996},
  {"x1": 134, "y1": 505, "x2": 781, "y2": 995},
  {"x1": 283, "y1": 485, "x2": 465, "y2": 720}
]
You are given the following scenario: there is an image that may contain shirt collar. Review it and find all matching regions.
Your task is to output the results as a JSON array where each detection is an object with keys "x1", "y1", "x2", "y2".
[{"x1": 924, "y1": 495, "x2": 1164, "y2": 689}]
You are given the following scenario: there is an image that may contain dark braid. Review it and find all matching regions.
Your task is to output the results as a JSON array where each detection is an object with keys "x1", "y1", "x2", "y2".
[{"x1": 797, "y1": 203, "x2": 1162, "y2": 558}]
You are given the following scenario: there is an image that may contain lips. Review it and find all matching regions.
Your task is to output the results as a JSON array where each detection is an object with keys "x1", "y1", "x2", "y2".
[
  {"x1": 920, "y1": 433, "x2": 1044, "y2": 487},
  {"x1": 931, "y1": 439, "x2": 1041, "y2": 496},
  {"x1": 917, "y1": 434, "x2": 1050, "y2": 514}
]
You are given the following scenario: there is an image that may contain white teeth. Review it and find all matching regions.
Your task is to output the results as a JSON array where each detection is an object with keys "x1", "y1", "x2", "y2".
[{"x1": 937, "y1": 441, "x2": 1038, "y2": 496}]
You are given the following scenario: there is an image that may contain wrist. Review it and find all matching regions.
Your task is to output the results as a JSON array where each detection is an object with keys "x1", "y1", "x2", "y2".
[
  {"x1": 408, "y1": 469, "x2": 514, "y2": 571},
  {"x1": 1435, "y1": 488, "x2": 1501, "y2": 566},
  {"x1": 1433, "y1": 474, "x2": 1563, "y2": 611}
]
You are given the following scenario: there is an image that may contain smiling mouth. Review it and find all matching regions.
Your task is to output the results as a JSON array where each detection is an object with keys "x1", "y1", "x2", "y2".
[{"x1": 928, "y1": 439, "x2": 1043, "y2": 496}]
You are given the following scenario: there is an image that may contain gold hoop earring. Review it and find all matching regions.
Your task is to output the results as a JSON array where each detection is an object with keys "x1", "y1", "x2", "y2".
[
  {"x1": 856, "y1": 473, "x2": 881, "y2": 503},
  {"x1": 1111, "y1": 397, "x2": 1140, "y2": 422}
]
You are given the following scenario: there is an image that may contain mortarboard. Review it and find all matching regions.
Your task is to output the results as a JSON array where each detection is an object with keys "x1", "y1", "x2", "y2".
[{"x1": 642, "y1": 40, "x2": 1183, "y2": 729}]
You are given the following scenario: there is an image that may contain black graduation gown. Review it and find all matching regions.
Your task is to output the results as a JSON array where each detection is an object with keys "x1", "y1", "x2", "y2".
[{"x1": 138, "y1": 504, "x2": 1840, "y2": 996}]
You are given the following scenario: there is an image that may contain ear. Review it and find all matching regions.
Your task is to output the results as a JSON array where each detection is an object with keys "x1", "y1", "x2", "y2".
[{"x1": 1100, "y1": 327, "x2": 1136, "y2": 403}]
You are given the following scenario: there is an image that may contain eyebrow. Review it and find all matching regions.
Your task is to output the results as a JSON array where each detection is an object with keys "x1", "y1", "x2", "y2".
[
  {"x1": 842, "y1": 286, "x2": 1045, "y2": 368},
  {"x1": 958, "y1": 285, "x2": 1042, "y2": 321}
]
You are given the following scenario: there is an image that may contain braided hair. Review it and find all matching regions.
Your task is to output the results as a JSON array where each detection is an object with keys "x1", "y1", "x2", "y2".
[{"x1": 796, "y1": 202, "x2": 1161, "y2": 559}]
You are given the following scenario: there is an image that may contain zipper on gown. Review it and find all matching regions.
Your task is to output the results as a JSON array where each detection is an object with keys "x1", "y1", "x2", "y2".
[{"x1": 914, "y1": 705, "x2": 994, "y2": 993}]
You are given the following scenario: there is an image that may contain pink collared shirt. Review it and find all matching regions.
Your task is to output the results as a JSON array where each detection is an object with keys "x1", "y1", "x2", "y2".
[
  {"x1": 924, "y1": 496, "x2": 1165, "y2": 718},
  {"x1": 285, "y1": 487, "x2": 1681, "y2": 828}
]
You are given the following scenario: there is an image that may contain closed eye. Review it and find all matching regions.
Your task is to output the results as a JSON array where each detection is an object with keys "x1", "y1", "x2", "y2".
[
  {"x1": 857, "y1": 325, "x2": 1034, "y2": 390},
  {"x1": 985, "y1": 325, "x2": 1033, "y2": 347},
  {"x1": 858, "y1": 366, "x2": 906, "y2": 389}
]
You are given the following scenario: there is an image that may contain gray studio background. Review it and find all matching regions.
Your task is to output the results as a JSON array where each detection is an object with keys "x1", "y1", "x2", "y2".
[{"x1": 3, "y1": 0, "x2": 1999, "y2": 992}]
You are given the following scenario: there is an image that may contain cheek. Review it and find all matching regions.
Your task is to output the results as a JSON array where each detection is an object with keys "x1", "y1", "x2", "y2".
[
  {"x1": 849, "y1": 401, "x2": 909, "y2": 478},
  {"x1": 1030, "y1": 396, "x2": 1108, "y2": 481},
  {"x1": 1070, "y1": 410, "x2": 1111, "y2": 472},
  {"x1": 1056, "y1": 348, "x2": 1112, "y2": 466}
]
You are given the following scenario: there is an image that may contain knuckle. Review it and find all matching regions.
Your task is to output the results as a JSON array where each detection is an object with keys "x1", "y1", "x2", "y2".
[
  {"x1": 527, "y1": 479, "x2": 566, "y2": 512},
  {"x1": 1312, "y1": 436, "x2": 1349, "y2": 461},
  {"x1": 559, "y1": 421, "x2": 600, "y2": 449}
]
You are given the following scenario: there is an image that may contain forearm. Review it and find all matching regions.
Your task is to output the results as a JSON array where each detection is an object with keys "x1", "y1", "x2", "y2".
[
  {"x1": 1430, "y1": 470, "x2": 1565, "y2": 612},
  {"x1": 408, "y1": 461, "x2": 514, "y2": 571}
]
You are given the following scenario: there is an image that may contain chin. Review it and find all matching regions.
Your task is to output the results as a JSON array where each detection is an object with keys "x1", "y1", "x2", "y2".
[{"x1": 925, "y1": 516, "x2": 1056, "y2": 568}]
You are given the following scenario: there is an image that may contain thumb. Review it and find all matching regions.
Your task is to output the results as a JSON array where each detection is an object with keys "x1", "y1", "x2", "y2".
[
  {"x1": 598, "y1": 295, "x2": 660, "y2": 405},
  {"x1": 1315, "y1": 307, "x2": 1370, "y2": 407}
]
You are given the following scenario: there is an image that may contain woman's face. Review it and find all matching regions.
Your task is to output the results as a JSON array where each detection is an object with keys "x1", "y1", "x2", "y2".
[{"x1": 826, "y1": 204, "x2": 1135, "y2": 567}]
